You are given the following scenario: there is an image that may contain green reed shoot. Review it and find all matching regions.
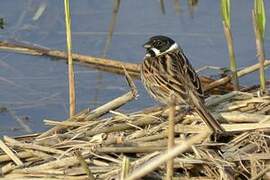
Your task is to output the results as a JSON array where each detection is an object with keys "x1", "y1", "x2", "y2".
[
  {"x1": 221, "y1": 0, "x2": 230, "y2": 27},
  {"x1": 64, "y1": 0, "x2": 76, "y2": 116},
  {"x1": 255, "y1": 0, "x2": 266, "y2": 38},
  {"x1": 220, "y1": 0, "x2": 239, "y2": 90}
]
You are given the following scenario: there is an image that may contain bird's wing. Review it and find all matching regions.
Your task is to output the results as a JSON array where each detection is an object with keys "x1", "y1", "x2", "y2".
[{"x1": 176, "y1": 50, "x2": 204, "y2": 100}]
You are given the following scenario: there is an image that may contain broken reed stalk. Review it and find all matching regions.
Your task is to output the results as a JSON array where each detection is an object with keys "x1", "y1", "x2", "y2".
[
  {"x1": 175, "y1": 123, "x2": 270, "y2": 134},
  {"x1": 121, "y1": 156, "x2": 130, "y2": 180},
  {"x1": 84, "y1": 91, "x2": 136, "y2": 121},
  {"x1": 3, "y1": 136, "x2": 65, "y2": 155},
  {"x1": 37, "y1": 108, "x2": 90, "y2": 139},
  {"x1": 97, "y1": 146, "x2": 166, "y2": 153},
  {"x1": 166, "y1": 95, "x2": 176, "y2": 180},
  {"x1": 64, "y1": 0, "x2": 76, "y2": 116},
  {"x1": 0, "y1": 139, "x2": 23, "y2": 166},
  {"x1": 0, "y1": 40, "x2": 140, "y2": 77},
  {"x1": 205, "y1": 60, "x2": 270, "y2": 91},
  {"x1": 84, "y1": 66, "x2": 137, "y2": 122},
  {"x1": 252, "y1": 8, "x2": 266, "y2": 94},
  {"x1": 126, "y1": 131, "x2": 210, "y2": 180}
]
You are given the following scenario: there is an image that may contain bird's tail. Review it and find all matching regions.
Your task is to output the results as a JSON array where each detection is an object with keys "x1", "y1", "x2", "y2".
[{"x1": 189, "y1": 90, "x2": 225, "y2": 133}]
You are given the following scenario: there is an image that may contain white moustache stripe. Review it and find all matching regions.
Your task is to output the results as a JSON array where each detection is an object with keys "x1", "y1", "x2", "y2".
[
  {"x1": 153, "y1": 42, "x2": 179, "y2": 56},
  {"x1": 145, "y1": 43, "x2": 179, "y2": 57},
  {"x1": 150, "y1": 48, "x2": 161, "y2": 56}
]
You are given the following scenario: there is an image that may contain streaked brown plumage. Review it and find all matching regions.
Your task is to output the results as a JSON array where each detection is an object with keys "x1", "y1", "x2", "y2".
[{"x1": 141, "y1": 36, "x2": 224, "y2": 133}]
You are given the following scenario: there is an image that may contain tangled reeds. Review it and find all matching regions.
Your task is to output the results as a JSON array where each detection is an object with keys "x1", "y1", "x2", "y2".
[{"x1": 1, "y1": 70, "x2": 270, "y2": 179}]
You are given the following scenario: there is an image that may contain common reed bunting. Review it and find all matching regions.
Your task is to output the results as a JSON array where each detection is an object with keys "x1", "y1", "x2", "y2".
[{"x1": 141, "y1": 35, "x2": 224, "y2": 133}]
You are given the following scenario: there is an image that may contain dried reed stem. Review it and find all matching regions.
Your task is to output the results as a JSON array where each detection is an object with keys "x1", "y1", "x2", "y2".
[
  {"x1": 175, "y1": 123, "x2": 270, "y2": 133},
  {"x1": 85, "y1": 66, "x2": 137, "y2": 121},
  {"x1": 121, "y1": 156, "x2": 130, "y2": 180},
  {"x1": 166, "y1": 95, "x2": 176, "y2": 179},
  {"x1": 4, "y1": 136, "x2": 64, "y2": 155},
  {"x1": 0, "y1": 41, "x2": 140, "y2": 77},
  {"x1": 126, "y1": 131, "x2": 210, "y2": 180},
  {"x1": 205, "y1": 60, "x2": 270, "y2": 91},
  {"x1": 37, "y1": 108, "x2": 89, "y2": 139},
  {"x1": 0, "y1": 139, "x2": 23, "y2": 166},
  {"x1": 85, "y1": 91, "x2": 136, "y2": 121},
  {"x1": 0, "y1": 151, "x2": 31, "y2": 163},
  {"x1": 97, "y1": 146, "x2": 166, "y2": 153},
  {"x1": 15, "y1": 156, "x2": 80, "y2": 172},
  {"x1": 1, "y1": 92, "x2": 270, "y2": 179}
]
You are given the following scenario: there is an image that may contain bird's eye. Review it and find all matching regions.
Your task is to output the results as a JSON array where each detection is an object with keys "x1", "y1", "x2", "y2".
[{"x1": 154, "y1": 40, "x2": 163, "y2": 48}]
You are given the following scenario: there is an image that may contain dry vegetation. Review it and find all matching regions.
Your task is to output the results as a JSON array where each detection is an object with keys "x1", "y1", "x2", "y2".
[{"x1": 0, "y1": 59, "x2": 270, "y2": 179}]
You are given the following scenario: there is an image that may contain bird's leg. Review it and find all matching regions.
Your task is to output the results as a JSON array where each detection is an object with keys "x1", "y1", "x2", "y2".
[{"x1": 176, "y1": 105, "x2": 193, "y2": 116}]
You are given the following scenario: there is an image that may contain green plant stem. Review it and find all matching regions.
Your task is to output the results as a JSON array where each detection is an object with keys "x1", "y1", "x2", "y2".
[
  {"x1": 252, "y1": 10, "x2": 266, "y2": 94},
  {"x1": 64, "y1": 0, "x2": 76, "y2": 117},
  {"x1": 223, "y1": 21, "x2": 239, "y2": 91}
]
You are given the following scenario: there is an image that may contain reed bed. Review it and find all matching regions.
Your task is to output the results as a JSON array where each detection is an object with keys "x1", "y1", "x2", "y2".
[
  {"x1": 1, "y1": 1, "x2": 269, "y2": 179},
  {"x1": 1, "y1": 78, "x2": 270, "y2": 179},
  {"x1": 1, "y1": 40, "x2": 270, "y2": 179}
]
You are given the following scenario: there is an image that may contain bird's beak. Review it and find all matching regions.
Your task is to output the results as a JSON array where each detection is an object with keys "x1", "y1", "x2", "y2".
[{"x1": 143, "y1": 42, "x2": 151, "y2": 49}]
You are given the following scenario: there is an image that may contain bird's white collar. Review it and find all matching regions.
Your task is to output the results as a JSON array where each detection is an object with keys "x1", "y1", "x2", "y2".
[{"x1": 145, "y1": 43, "x2": 178, "y2": 58}]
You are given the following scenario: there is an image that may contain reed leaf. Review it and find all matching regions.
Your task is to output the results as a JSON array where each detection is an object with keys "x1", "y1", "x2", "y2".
[
  {"x1": 220, "y1": 0, "x2": 230, "y2": 27},
  {"x1": 252, "y1": 0, "x2": 267, "y2": 93},
  {"x1": 254, "y1": 0, "x2": 266, "y2": 39},
  {"x1": 221, "y1": 0, "x2": 239, "y2": 90}
]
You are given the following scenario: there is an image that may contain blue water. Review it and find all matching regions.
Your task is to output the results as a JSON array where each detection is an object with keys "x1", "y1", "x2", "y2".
[{"x1": 0, "y1": 0, "x2": 269, "y2": 136}]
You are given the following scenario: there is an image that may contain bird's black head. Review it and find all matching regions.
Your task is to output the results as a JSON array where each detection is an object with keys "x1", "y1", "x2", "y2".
[{"x1": 143, "y1": 35, "x2": 178, "y2": 57}]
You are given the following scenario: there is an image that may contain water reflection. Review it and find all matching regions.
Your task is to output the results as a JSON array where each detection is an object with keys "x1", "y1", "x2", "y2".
[
  {"x1": 159, "y1": 0, "x2": 166, "y2": 15},
  {"x1": 188, "y1": 0, "x2": 199, "y2": 17},
  {"x1": 93, "y1": 0, "x2": 121, "y2": 106},
  {"x1": 102, "y1": 0, "x2": 121, "y2": 57},
  {"x1": 173, "y1": 0, "x2": 181, "y2": 14},
  {"x1": 0, "y1": 17, "x2": 4, "y2": 29}
]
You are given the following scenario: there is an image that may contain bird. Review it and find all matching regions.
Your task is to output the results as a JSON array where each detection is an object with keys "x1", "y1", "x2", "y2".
[{"x1": 141, "y1": 35, "x2": 224, "y2": 133}]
